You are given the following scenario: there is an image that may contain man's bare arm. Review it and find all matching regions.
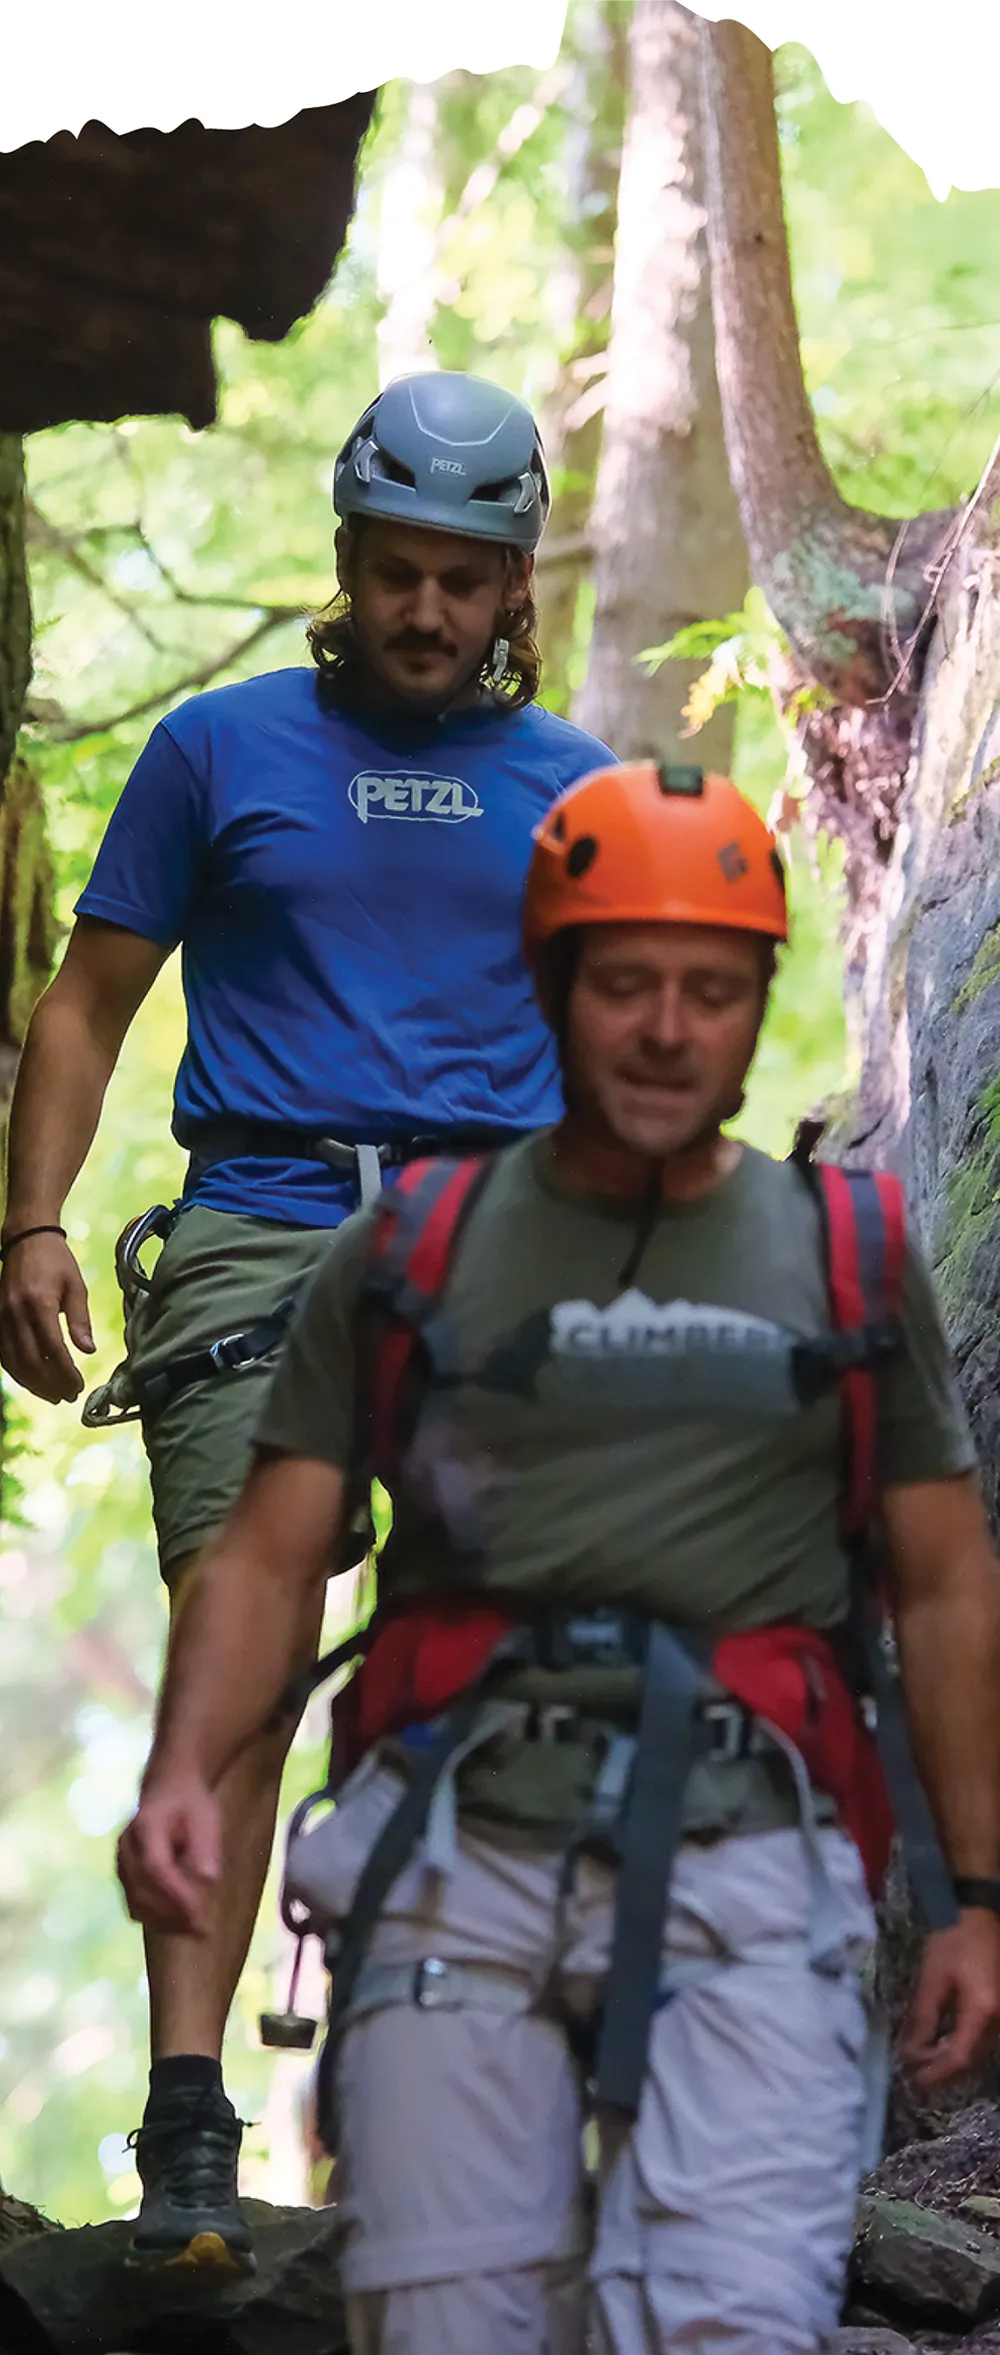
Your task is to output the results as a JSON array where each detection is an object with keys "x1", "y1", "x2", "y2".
[
  {"x1": 885, "y1": 1470, "x2": 1000, "y2": 1879},
  {"x1": 0, "y1": 916, "x2": 167, "y2": 1400},
  {"x1": 884, "y1": 1469, "x2": 1000, "y2": 2084}
]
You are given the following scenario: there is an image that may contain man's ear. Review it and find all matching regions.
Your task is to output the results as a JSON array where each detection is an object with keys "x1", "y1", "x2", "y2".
[{"x1": 503, "y1": 549, "x2": 534, "y2": 610}]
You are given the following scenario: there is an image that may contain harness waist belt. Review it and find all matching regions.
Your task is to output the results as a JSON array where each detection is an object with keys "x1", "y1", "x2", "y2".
[{"x1": 173, "y1": 1115, "x2": 532, "y2": 1174}]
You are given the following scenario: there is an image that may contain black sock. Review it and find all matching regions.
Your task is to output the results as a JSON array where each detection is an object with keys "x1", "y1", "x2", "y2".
[{"x1": 145, "y1": 2054, "x2": 226, "y2": 2117}]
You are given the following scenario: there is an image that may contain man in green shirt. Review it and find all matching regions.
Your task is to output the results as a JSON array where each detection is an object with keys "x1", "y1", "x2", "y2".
[{"x1": 119, "y1": 761, "x2": 1000, "y2": 2353}]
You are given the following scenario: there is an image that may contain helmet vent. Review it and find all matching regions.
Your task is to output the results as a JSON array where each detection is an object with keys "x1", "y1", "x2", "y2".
[
  {"x1": 657, "y1": 764, "x2": 704, "y2": 798},
  {"x1": 566, "y1": 835, "x2": 598, "y2": 879},
  {"x1": 377, "y1": 453, "x2": 417, "y2": 488},
  {"x1": 718, "y1": 840, "x2": 750, "y2": 883},
  {"x1": 472, "y1": 476, "x2": 514, "y2": 505}
]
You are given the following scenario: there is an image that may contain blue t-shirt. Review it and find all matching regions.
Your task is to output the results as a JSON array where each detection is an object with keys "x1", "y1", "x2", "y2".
[{"x1": 76, "y1": 667, "x2": 616, "y2": 1225}]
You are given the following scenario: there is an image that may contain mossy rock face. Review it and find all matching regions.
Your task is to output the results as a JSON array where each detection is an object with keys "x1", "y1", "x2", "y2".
[{"x1": 903, "y1": 776, "x2": 1000, "y2": 1527}]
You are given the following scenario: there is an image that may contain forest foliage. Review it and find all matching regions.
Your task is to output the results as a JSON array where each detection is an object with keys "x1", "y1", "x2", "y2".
[{"x1": 2, "y1": 17, "x2": 1000, "y2": 2223}]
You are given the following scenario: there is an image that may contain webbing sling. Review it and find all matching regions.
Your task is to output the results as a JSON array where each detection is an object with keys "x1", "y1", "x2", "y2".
[
  {"x1": 813, "y1": 1157, "x2": 958, "y2": 1933},
  {"x1": 592, "y1": 1625, "x2": 708, "y2": 2118},
  {"x1": 132, "y1": 1296, "x2": 298, "y2": 1424},
  {"x1": 314, "y1": 1662, "x2": 526, "y2": 2149}
]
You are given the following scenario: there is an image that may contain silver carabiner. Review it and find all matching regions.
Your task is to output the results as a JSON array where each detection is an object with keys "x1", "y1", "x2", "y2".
[
  {"x1": 81, "y1": 1202, "x2": 177, "y2": 1430},
  {"x1": 114, "y1": 1203, "x2": 176, "y2": 1314}
]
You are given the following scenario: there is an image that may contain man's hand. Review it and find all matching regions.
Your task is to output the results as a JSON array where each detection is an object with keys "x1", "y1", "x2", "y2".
[
  {"x1": 0, "y1": 1231, "x2": 95, "y2": 1402},
  {"x1": 902, "y1": 1910, "x2": 1000, "y2": 2087},
  {"x1": 117, "y1": 1775, "x2": 222, "y2": 1938}
]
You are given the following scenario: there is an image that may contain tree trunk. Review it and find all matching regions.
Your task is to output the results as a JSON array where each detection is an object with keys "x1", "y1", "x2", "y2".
[
  {"x1": 0, "y1": 437, "x2": 31, "y2": 790},
  {"x1": 0, "y1": 439, "x2": 49, "y2": 1146},
  {"x1": 375, "y1": 84, "x2": 443, "y2": 388},
  {"x1": 573, "y1": 0, "x2": 748, "y2": 768},
  {"x1": 535, "y1": 0, "x2": 627, "y2": 716},
  {"x1": 698, "y1": 11, "x2": 1000, "y2": 1474},
  {"x1": 698, "y1": 18, "x2": 951, "y2": 707},
  {"x1": 1, "y1": 441, "x2": 56, "y2": 1488},
  {"x1": 0, "y1": 755, "x2": 57, "y2": 1131}
]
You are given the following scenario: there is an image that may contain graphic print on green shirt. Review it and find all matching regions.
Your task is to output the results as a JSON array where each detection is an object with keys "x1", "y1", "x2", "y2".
[{"x1": 259, "y1": 1137, "x2": 976, "y2": 1844}]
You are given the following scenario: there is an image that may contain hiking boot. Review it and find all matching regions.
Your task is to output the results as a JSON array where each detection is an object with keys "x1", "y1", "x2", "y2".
[{"x1": 127, "y1": 2083, "x2": 256, "y2": 2281}]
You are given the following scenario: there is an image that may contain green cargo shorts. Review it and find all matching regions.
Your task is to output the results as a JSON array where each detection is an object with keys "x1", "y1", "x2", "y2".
[{"x1": 128, "y1": 1206, "x2": 339, "y2": 1584}]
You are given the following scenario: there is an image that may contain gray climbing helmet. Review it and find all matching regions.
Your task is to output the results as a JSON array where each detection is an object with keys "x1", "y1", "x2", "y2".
[{"x1": 333, "y1": 371, "x2": 550, "y2": 552}]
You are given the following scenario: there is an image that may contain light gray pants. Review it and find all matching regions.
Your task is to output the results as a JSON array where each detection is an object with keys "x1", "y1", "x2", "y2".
[{"x1": 289, "y1": 1760, "x2": 879, "y2": 2355}]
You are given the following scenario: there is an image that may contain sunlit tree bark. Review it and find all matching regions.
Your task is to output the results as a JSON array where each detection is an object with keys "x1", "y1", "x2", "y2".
[
  {"x1": 574, "y1": 0, "x2": 748, "y2": 766},
  {"x1": 535, "y1": 0, "x2": 627, "y2": 715}
]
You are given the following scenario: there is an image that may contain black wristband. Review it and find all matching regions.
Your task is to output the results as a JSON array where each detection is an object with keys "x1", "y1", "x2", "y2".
[
  {"x1": 953, "y1": 1876, "x2": 1000, "y2": 1915},
  {"x1": 0, "y1": 1224, "x2": 67, "y2": 1261}
]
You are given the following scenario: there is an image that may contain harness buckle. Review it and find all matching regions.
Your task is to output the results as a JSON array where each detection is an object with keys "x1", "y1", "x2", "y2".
[
  {"x1": 207, "y1": 1330, "x2": 258, "y2": 1375},
  {"x1": 700, "y1": 1699, "x2": 750, "y2": 1765},
  {"x1": 412, "y1": 1957, "x2": 453, "y2": 2009},
  {"x1": 529, "y1": 1704, "x2": 578, "y2": 1743}
]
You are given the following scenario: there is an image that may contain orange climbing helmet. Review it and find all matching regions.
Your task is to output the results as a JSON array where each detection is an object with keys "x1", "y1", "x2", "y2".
[{"x1": 523, "y1": 761, "x2": 788, "y2": 978}]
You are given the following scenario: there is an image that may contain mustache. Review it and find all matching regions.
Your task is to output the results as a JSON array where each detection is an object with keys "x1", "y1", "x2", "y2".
[{"x1": 386, "y1": 628, "x2": 458, "y2": 657}]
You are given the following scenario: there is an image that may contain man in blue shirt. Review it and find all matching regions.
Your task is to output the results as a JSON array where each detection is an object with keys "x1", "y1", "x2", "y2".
[{"x1": 0, "y1": 369, "x2": 615, "y2": 2281}]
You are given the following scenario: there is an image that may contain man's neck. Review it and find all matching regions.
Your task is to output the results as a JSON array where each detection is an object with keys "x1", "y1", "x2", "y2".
[{"x1": 548, "y1": 1116, "x2": 742, "y2": 1206}]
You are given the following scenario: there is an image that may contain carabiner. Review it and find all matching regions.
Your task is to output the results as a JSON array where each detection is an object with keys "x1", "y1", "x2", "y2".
[{"x1": 114, "y1": 1203, "x2": 176, "y2": 1311}]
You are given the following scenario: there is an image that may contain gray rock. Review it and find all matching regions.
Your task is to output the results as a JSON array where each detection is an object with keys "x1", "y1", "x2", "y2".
[
  {"x1": 0, "y1": 2199, "x2": 347, "y2": 2353},
  {"x1": 830, "y1": 2332, "x2": 917, "y2": 2353},
  {"x1": 854, "y1": 2193, "x2": 1000, "y2": 2327}
]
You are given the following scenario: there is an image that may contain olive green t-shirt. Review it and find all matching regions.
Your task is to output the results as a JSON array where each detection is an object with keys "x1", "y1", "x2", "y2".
[{"x1": 260, "y1": 1137, "x2": 976, "y2": 1843}]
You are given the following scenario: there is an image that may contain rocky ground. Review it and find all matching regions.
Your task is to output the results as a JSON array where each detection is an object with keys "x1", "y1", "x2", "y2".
[{"x1": 8, "y1": 2102, "x2": 1000, "y2": 2350}]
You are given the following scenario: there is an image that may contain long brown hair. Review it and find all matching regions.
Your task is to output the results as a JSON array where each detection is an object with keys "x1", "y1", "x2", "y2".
[{"x1": 306, "y1": 522, "x2": 542, "y2": 711}]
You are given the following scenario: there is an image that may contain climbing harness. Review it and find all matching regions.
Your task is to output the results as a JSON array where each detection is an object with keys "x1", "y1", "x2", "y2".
[
  {"x1": 172, "y1": 1114, "x2": 532, "y2": 1210},
  {"x1": 81, "y1": 1201, "x2": 298, "y2": 1432},
  {"x1": 265, "y1": 1125, "x2": 956, "y2": 2139},
  {"x1": 81, "y1": 1123, "x2": 532, "y2": 1431}
]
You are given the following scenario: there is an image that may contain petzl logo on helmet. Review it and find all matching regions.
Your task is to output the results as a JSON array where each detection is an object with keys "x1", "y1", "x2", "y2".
[
  {"x1": 349, "y1": 771, "x2": 484, "y2": 825},
  {"x1": 430, "y1": 456, "x2": 467, "y2": 476}
]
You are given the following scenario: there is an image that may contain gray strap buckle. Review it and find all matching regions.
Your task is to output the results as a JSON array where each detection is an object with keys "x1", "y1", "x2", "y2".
[
  {"x1": 314, "y1": 1138, "x2": 385, "y2": 1206},
  {"x1": 412, "y1": 1957, "x2": 453, "y2": 2008},
  {"x1": 700, "y1": 1700, "x2": 750, "y2": 1765}
]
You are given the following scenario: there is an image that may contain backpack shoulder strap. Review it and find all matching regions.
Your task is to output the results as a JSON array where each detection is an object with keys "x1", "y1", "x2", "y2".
[
  {"x1": 790, "y1": 1132, "x2": 956, "y2": 1931},
  {"x1": 356, "y1": 1154, "x2": 496, "y2": 1483},
  {"x1": 792, "y1": 1140, "x2": 906, "y2": 1539}
]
